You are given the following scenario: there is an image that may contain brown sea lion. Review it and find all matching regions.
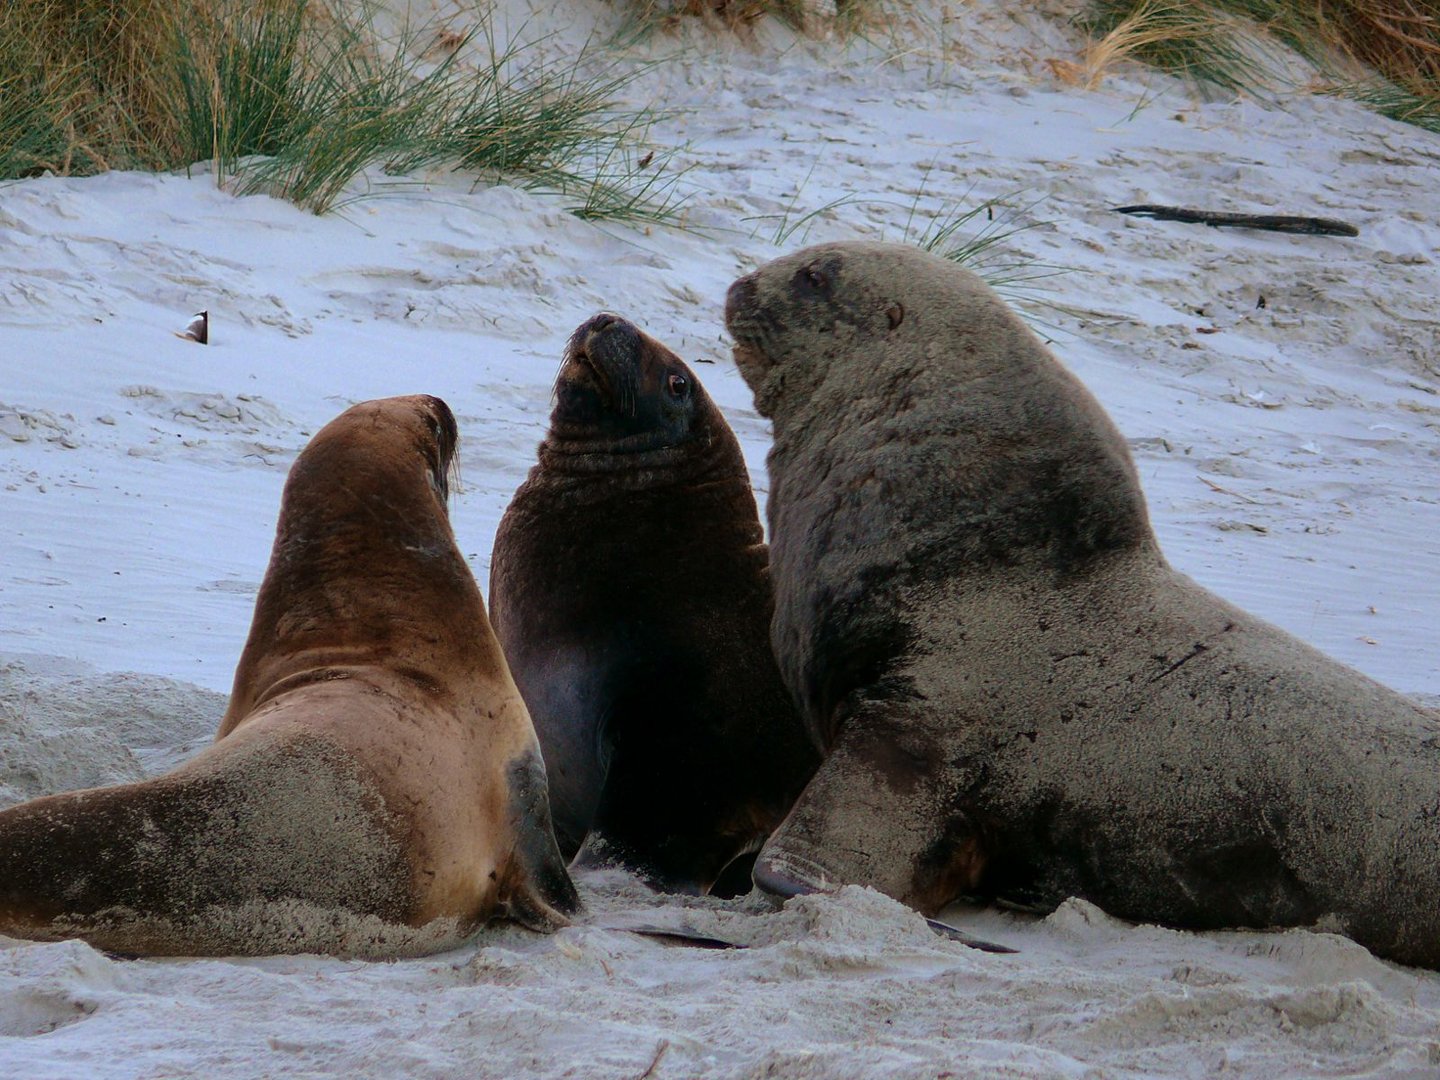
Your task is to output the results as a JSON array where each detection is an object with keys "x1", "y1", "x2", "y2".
[
  {"x1": 725, "y1": 241, "x2": 1440, "y2": 968},
  {"x1": 489, "y1": 314, "x2": 818, "y2": 895},
  {"x1": 0, "y1": 395, "x2": 578, "y2": 957}
]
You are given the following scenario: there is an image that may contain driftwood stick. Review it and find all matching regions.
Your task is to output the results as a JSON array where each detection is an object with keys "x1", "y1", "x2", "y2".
[{"x1": 1113, "y1": 204, "x2": 1359, "y2": 237}]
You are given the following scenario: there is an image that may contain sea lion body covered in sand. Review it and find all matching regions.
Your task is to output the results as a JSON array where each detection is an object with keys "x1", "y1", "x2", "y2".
[
  {"x1": 0, "y1": 395, "x2": 577, "y2": 957},
  {"x1": 490, "y1": 315, "x2": 817, "y2": 893},
  {"x1": 726, "y1": 242, "x2": 1440, "y2": 968}
]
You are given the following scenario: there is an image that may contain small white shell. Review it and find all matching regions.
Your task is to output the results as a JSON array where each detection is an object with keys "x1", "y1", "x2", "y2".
[{"x1": 176, "y1": 310, "x2": 208, "y2": 344}]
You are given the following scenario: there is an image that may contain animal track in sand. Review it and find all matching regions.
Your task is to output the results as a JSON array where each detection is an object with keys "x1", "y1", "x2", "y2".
[
  {"x1": 118, "y1": 387, "x2": 290, "y2": 435},
  {"x1": 0, "y1": 985, "x2": 99, "y2": 1038},
  {"x1": 0, "y1": 404, "x2": 78, "y2": 447}
]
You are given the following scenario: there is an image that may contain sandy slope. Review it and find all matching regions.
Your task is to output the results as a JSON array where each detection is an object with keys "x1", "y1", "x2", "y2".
[{"x1": 1, "y1": 0, "x2": 1438, "y2": 1075}]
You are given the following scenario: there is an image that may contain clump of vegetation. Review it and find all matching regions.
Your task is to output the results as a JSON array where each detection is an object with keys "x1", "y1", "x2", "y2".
[
  {"x1": 1079, "y1": 0, "x2": 1440, "y2": 133},
  {"x1": 743, "y1": 176, "x2": 1067, "y2": 323},
  {"x1": 0, "y1": 0, "x2": 685, "y2": 218},
  {"x1": 616, "y1": 0, "x2": 879, "y2": 37}
]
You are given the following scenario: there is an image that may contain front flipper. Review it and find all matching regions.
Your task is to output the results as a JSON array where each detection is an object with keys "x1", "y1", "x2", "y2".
[
  {"x1": 501, "y1": 753, "x2": 582, "y2": 931},
  {"x1": 754, "y1": 699, "x2": 992, "y2": 916}
]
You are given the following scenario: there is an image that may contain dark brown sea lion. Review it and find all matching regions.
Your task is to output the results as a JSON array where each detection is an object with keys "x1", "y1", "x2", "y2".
[
  {"x1": 489, "y1": 314, "x2": 818, "y2": 895},
  {"x1": 0, "y1": 395, "x2": 578, "y2": 957},
  {"x1": 725, "y1": 241, "x2": 1440, "y2": 968}
]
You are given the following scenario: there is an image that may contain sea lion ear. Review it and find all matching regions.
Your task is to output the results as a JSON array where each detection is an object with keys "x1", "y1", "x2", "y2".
[{"x1": 886, "y1": 302, "x2": 905, "y2": 330}]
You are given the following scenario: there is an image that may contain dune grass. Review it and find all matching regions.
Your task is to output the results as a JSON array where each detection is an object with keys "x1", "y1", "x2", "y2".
[
  {"x1": 1080, "y1": 0, "x2": 1440, "y2": 133},
  {"x1": 0, "y1": 0, "x2": 684, "y2": 218},
  {"x1": 615, "y1": 0, "x2": 880, "y2": 37},
  {"x1": 742, "y1": 175, "x2": 1067, "y2": 324}
]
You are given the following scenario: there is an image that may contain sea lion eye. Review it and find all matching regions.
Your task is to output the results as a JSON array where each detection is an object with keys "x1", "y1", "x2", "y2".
[
  {"x1": 667, "y1": 373, "x2": 689, "y2": 397},
  {"x1": 793, "y1": 261, "x2": 834, "y2": 299}
]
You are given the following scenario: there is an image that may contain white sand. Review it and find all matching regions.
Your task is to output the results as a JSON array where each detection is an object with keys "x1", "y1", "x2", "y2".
[{"x1": 1, "y1": 0, "x2": 1438, "y2": 1074}]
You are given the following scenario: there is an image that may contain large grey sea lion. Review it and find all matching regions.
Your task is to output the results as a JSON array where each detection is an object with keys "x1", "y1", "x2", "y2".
[
  {"x1": 490, "y1": 314, "x2": 818, "y2": 894},
  {"x1": 725, "y1": 241, "x2": 1440, "y2": 968},
  {"x1": 0, "y1": 395, "x2": 578, "y2": 957}
]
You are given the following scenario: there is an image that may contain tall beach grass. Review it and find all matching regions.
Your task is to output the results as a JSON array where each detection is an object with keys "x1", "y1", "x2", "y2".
[
  {"x1": 0, "y1": 0, "x2": 684, "y2": 217},
  {"x1": 1079, "y1": 0, "x2": 1440, "y2": 133}
]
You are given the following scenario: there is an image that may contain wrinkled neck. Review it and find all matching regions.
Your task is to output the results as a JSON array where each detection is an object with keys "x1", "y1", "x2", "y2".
[{"x1": 536, "y1": 424, "x2": 743, "y2": 493}]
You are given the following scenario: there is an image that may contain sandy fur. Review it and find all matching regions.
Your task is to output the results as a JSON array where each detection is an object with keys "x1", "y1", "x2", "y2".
[
  {"x1": 727, "y1": 242, "x2": 1440, "y2": 968},
  {"x1": 0, "y1": 397, "x2": 576, "y2": 956}
]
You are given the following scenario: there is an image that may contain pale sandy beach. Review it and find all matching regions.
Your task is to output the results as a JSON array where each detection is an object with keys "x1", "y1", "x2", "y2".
[{"x1": 2, "y1": 1, "x2": 1439, "y2": 1075}]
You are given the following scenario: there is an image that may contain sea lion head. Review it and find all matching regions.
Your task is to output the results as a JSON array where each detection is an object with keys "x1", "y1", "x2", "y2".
[
  {"x1": 725, "y1": 241, "x2": 1052, "y2": 423},
  {"x1": 725, "y1": 241, "x2": 1155, "y2": 575},
  {"x1": 289, "y1": 393, "x2": 460, "y2": 515},
  {"x1": 222, "y1": 393, "x2": 479, "y2": 724},
  {"x1": 551, "y1": 313, "x2": 715, "y2": 451}
]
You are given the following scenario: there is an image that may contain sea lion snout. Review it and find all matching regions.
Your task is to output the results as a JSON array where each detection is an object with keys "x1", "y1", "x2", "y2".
[
  {"x1": 724, "y1": 275, "x2": 757, "y2": 328},
  {"x1": 561, "y1": 313, "x2": 644, "y2": 403},
  {"x1": 571, "y1": 312, "x2": 640, "y2": 366},
  {"x1": 553, "y1": 313, "x2": 702, "y2": 444}
]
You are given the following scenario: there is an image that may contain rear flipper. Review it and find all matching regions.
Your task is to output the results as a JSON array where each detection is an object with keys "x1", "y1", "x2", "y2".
[
  {"x1": 0, "y1": 742, "x2": 413, "y2": 955},
  {"x1": 754, "y1": 699, "x2": 992, "y2": 915},
  {"x1": 573, "y1": 755, "x2": 766, "y2": 897}
]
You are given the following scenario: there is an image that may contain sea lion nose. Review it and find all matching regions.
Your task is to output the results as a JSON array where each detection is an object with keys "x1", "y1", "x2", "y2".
[
  {"x1": 724, "y1": 276, "x2": 757, "y2": 326},
  {"x1": 579, "y1": 314, "x2": 641, "y2": 366},
  {"x1": 579, "y1": 312, "x2": 627, "y2": 341}
]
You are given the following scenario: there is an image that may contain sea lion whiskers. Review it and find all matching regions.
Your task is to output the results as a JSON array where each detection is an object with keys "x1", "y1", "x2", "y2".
[{"x1": 416, "y1": 394, "x2": 461, "y2": 503}]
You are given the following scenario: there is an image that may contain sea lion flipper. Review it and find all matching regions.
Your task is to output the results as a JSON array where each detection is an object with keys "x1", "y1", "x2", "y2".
[
  {"x1": 623, "y1": 924, "x2": 747, "y2": 950},
  {"x1": 755, "y1": 701, "x2": 990, "y2": 916},
  {"x1": 501, "y1": 753, "x2": 582, "y2": 931}
]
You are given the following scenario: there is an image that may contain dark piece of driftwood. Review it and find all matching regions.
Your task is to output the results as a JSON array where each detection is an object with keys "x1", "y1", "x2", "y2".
[
  {"x1": 1113, "y1": 205, "x2": 1359, "y2": 237},
  {"x1": 925, "y1": 917, "x2": 1018, "y2": 954},
  {"x1": 619, "y1": 918, "x2": 1017, "y2": 954},
  {"x1": 622, "y1": 924, "x2": 747, "y2": 949}
]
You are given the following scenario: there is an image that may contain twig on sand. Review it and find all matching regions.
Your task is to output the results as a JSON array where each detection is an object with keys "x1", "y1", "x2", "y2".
[
  {"x1": 1199, "y1": 475, "x2": 1262, "y2": 504},
  {"x1": 635, "y1": 1039, "x2": 670, "y2": 1080},
  {"x1": 1114, "y1": 205, "x2": 1360, "y2": 236}
]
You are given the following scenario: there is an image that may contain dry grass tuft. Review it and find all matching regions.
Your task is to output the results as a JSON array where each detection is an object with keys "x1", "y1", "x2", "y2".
[
  {"x1": 1322, "y1": 0, "x2": 1440, "y2": 88},
  {"x1": 0, "y1": 0, "x2": 686, "y2": 219},
  {"x1": 1080, "y1": 0, "x2": 1440, "y2": 131},
  {"x1": 617, "y1": 0, "x2": 880, "y2": 37}
]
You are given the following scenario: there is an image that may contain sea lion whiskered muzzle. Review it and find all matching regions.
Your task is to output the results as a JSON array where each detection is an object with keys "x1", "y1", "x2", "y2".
[{"x1": 417, "y1": 394, "x2": 461, "y2": 504}]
